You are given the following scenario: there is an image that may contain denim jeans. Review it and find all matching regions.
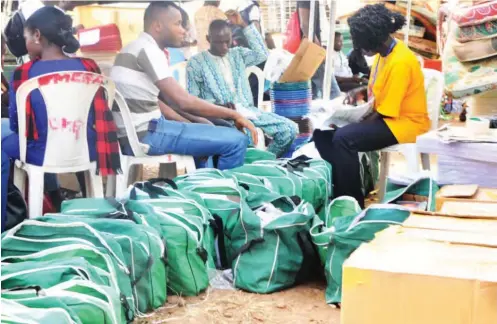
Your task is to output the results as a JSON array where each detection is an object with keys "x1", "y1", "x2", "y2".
[
  {"x1": 311, "y1": 64, "x2": 342, "y2": 100},
  {"x1": 1, "y1": 118, "x2": 59, "y2": 191},
  {"x1": 141, "y1": 117, "x2": 248, "y2": 170},
  {"x1": 314, "y1": 118, "x2": 398, "y2": 208}
]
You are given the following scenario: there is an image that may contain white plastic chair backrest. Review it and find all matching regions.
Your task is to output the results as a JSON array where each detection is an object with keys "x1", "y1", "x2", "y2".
[
  {"x1": 171, "y1": 61, "x2": 187, "y2": 89},
  {"x1": 422, "y1": 68, "x2": 444, "y2": 130},
  {"x1": 113, "y1": 90, "x2": 146, "y2": 157},
  {"x1": 245, "y1": 66, "x2": 264, "y2": 109},
  {"x1": 15, "y1": 71, "x2": 116, "y2": 167}
]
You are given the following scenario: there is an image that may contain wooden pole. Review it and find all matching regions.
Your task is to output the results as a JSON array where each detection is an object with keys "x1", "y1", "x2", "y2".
[{"x1": 323, "y1": 0, "x2": 337, "y2": 101}]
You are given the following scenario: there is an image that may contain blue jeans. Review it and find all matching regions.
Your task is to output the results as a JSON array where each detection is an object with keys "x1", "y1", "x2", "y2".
[
  {"x1": 141, "y1": 118, "x2": 248, "y2": 170},
  {"x1": 2, "y1": 150, "x2": 9, "y2": 232},
  {"x1": 1, "y1": 118, "x2": 59, "y2": 191}
]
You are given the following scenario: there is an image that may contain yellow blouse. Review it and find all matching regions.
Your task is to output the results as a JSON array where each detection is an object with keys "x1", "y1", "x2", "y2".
[{"x1": 369, "y1": 41, "x2": 430, "y2": 144}]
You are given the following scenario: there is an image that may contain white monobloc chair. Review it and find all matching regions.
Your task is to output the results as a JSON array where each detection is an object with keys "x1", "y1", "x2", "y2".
[
  {"x1": 171, "y1": 61, "x2": 187, "y2": 89},
  {"x1": 245, "y1": 66, "x2": 269, "y2": 150},
  {"x1": 377, "y1": 68, "x2": 444, "y2": 199},
  {"x1": 13, "y1": 71, "x2": 110, "y2": 218},
  {"x1": 106, "y1": 90, "x2": 196, "y2": 197}
]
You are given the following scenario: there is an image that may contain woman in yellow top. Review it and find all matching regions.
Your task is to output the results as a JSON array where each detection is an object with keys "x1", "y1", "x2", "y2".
[{"x1": 314, "y1": 4, "x2": 430, "y2": 208}]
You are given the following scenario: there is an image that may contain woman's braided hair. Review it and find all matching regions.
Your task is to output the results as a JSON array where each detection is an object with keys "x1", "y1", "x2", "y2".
[{"x1": 347, "y1": 3, "x2": 406, "y2": 52}]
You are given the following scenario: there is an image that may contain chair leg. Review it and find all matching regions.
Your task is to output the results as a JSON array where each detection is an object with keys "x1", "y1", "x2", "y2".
[
  {"x1": 87, "y1": 166, "x2": 104, "y2": 198},
  {"x1": 28, "y1": 170, "x2": 44, "y2": 219},
  {"x1": 378, "y1": 151, "x2": 390, "y2": 202},
  {"x1": 421, "y1": 153, "x2": 431, "y2": 171},
  {"x1": 184, "y1": 157, "x2": 197, "y2": 174},
  {"x1": 116, "y1": 162, "x2": 130, "y2": 198},
  {"x1": 13, "y1": 164, "x2": 26, "y2": 198},
  {"x1": 402, "y1": 147, "x2": 420, "y2": 175},
  {"x1": 105, "y1": 175, "x2": 116, "y2": 198}
]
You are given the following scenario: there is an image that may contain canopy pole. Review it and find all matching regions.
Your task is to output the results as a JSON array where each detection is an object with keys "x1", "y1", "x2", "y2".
[
  {"x1": 308, "y1": 0, "x2": 316, "y2": 42},
  {"x1": 322, "y1": 0, "x2": 337, "y2": 101},
  {"x1": 404, "y1": 0, "x2": 412, "y2": 45},
  {"x1": 279, "y1": 0, "x2": 285, "y2": 33}
]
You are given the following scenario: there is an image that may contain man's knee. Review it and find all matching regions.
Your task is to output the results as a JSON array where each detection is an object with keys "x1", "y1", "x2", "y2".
[{"x1": 230, "y1": 129, "x2": 249, "y2": 150}]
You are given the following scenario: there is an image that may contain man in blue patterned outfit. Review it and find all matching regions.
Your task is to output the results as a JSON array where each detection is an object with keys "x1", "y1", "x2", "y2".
[{"x1": 186, "y1": 14, "x2": 297, "y2": 157}]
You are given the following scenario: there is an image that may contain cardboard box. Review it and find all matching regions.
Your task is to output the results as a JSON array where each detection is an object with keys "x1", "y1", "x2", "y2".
[
  {"x1": 279, "y1": 39, "x2": 326, "y2": 83},
  {"x1": 342, "y1": 212, "x2": 497, "y2": 324},
  {"x1": 436, "y1": 185, "x2": 497, "y2": 211},
  {"x1": 342, "y1": 227, "x2": 497, "y2": 324}
]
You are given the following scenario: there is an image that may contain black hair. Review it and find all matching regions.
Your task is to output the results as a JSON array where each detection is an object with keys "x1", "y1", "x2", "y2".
[
  {"x1": 144, "y1": 1, "x2": 180, "y2": 29},
  {"x1": 25, "y1": 6, "x2": 79, "y2": 53},
  {"x1": 334, "y1": 31, "x2": 342, "y2": 37},
  {"x1": 208, "y1": 19, "x2": 230, "y2": 36},
  {"x1": 347, "y1": 3, "x2": 406, "y2": 52}
]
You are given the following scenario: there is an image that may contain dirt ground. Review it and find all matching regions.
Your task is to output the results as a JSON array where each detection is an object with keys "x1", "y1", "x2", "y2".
[{"x1": 137, "y1": 282, "x2": 340, "y2": 324}]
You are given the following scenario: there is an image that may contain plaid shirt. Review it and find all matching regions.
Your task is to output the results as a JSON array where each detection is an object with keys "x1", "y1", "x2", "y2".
[{"x1": 12, "y1": 58, "x2": 121, "y2": 176}]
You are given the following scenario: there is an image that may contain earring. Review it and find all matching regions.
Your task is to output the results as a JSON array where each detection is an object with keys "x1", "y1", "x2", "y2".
[{"x1": 35, "y1": 40, "x2": 40, "y2": 44}]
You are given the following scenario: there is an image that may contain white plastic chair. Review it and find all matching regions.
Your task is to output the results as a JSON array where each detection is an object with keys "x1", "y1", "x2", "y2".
[
  {"x1": 378, "y1": 68, "x2": 444, "y2": 200},
  {"x1": 13, "y1": 71, "x2": 109, "y2": 218},
  {"x1": 245, "y1": 65, "x2": 265, "y2": 111},
  {"x1": 106, "y1": 90, "x2": 196, "y2": 197},
  {"x1": 171, "y1": 62, "x2": 187, "y2": 89}
]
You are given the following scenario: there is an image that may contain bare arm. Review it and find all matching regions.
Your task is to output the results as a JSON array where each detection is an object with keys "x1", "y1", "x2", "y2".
[
  {"x1": 158, "y1": 100, "x2": 191, "y2": 123},
  {"x1": 156, "y1": 78, "x2": 258, "y2": 144}
]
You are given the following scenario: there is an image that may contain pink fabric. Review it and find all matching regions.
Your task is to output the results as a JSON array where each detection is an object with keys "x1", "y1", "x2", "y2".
[{"x1": 452, "y1": 0, "x2": 497, "y2": 27}]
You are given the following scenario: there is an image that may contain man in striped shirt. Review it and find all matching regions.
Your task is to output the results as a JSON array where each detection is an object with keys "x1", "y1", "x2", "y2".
[{"x1": 110, "y1": 2, "x2": 257, "y2": 170}]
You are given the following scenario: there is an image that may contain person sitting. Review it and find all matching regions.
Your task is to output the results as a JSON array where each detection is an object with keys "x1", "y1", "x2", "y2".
[
  {"x1": 2, "y1": 7, "x2": 121, "y2": 210},
  {"x1": 110, "y1": 2, "x2": 257, "y2": 170},
  {"x1": 348, "y1": 47, "x2": 371, "y2": 78},
  {"x1": 333, "y1": 32, "x2": 368, "y2": 92},
  {"x1": 186, "y1": 17, "x2": 298, "y2": 157},
  {"x1": 313, "y1": 4, "x2": 430, "y2": 208}
]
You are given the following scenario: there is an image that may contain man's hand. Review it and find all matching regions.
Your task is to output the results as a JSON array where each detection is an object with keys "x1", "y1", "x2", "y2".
[
  {"x1": 234, "y1": 115, "x2": 258, "y2": 146},
  {"x1": 226, "y1": 10, "x2": 247, "y2": 28}
]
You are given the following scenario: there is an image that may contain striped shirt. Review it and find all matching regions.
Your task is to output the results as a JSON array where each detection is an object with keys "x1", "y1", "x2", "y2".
[{"x1": 110, "y1": 32, "x2": 172, "y2": 137}]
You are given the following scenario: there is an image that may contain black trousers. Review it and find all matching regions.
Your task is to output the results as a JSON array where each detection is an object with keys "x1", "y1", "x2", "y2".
[{"x1": 313, "y1": 118, "x2": 398, "y2": 208}]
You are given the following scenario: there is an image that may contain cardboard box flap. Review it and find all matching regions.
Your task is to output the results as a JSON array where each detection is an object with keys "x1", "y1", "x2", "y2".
[
  {"x1": 395, "y1": 227, "x2": 497, "y2": 248},
  {"x1": 439, "y1": 184, "x2": 479, "y2": 198},
  {"x1": 405, "y1": 214, "x2": 497, "y2": 234},
  {"x1": 279, "y1": 39, "x2": 326, "y2": 83},
  {"x1": 440, "y1": 202, "x2": 497, "y2": 218}
]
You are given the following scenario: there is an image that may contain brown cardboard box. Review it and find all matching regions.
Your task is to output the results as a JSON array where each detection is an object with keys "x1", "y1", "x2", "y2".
[
  {"x1": 342, "y1": 226, "x2": 497, "y2": 324},
  {"x1": 279, "y1": 39, "x2": 326, "y2": 83},
  {"x1": 436, "y1": 185, "x2": 497, "y2": 211}
]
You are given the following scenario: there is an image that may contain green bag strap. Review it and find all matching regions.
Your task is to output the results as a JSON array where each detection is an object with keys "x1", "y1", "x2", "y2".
[
  {"x1": 130, "y1": 255, "x2": 154, "y2": 287},
  {"x1": 103, "y1": 198, "x2": 135, "y2": 221}
]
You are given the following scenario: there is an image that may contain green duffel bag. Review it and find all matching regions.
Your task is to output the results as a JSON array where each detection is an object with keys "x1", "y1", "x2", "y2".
[
  {"x1": 229, "y1": 163, "x2": 304, "y2": 198},
  {"x1": 1, "y1": 221, "x2": 135, "y2": 321},
  {"x1": 137, "y1": 196, "x2": 216, "y2": 272},
  {"x1": 1, "y1": 298, "x2": 82, "y2": 324},
  {"x1": 1, "y1": 257, "x2": 109, "y2": 291},
  {"x1": 311, "y1": 203, "x2": 411, "y2": 304},
  {"x1": 262, "y1": 156, "x2": 333, "y2": 214},
  {"x1": 383, "y1": 176, "x2": 440, "y2": 211},
  {"x1": 244, "y1": 148, "x2": 276, "y2": 164},
  {"x1": 229, "y1": 196, "x2": 317, "y2": 293},
  {"x1": 39, "y1": 215, "x2": 167, "y2": 313},
  {"x1": 174, "y1": 178, "x2": 253, "y2": 270},
  {"x1": 150, "y1": 209, "x2": 209, "y2": 296},
  {"x1": 128, "y1": 179, "x2": 206, "y2": 206},
  {"x1": 310, "y1": 197, "x2": 362, "y2": 264},
  {"x1": 3, "y1": 280, "x2": 124, "y2": 324}
]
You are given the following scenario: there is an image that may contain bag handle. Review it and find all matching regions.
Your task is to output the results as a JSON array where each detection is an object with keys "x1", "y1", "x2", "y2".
[
  {"x1": 285, "y1": 155, "x2": 312, "y2": 172},
  {"x1": 102, "y1": 198, "x2": 135, "y2": 221},
  {"x1": 147, "y1": 178, "x2": 178, "y2": 190},
  {"x1": 230, "y1": 238, "x2": 265, "y2": 264},
  {"x1": 129, "y1": 181, "x2": 170, "y2": 200}
]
